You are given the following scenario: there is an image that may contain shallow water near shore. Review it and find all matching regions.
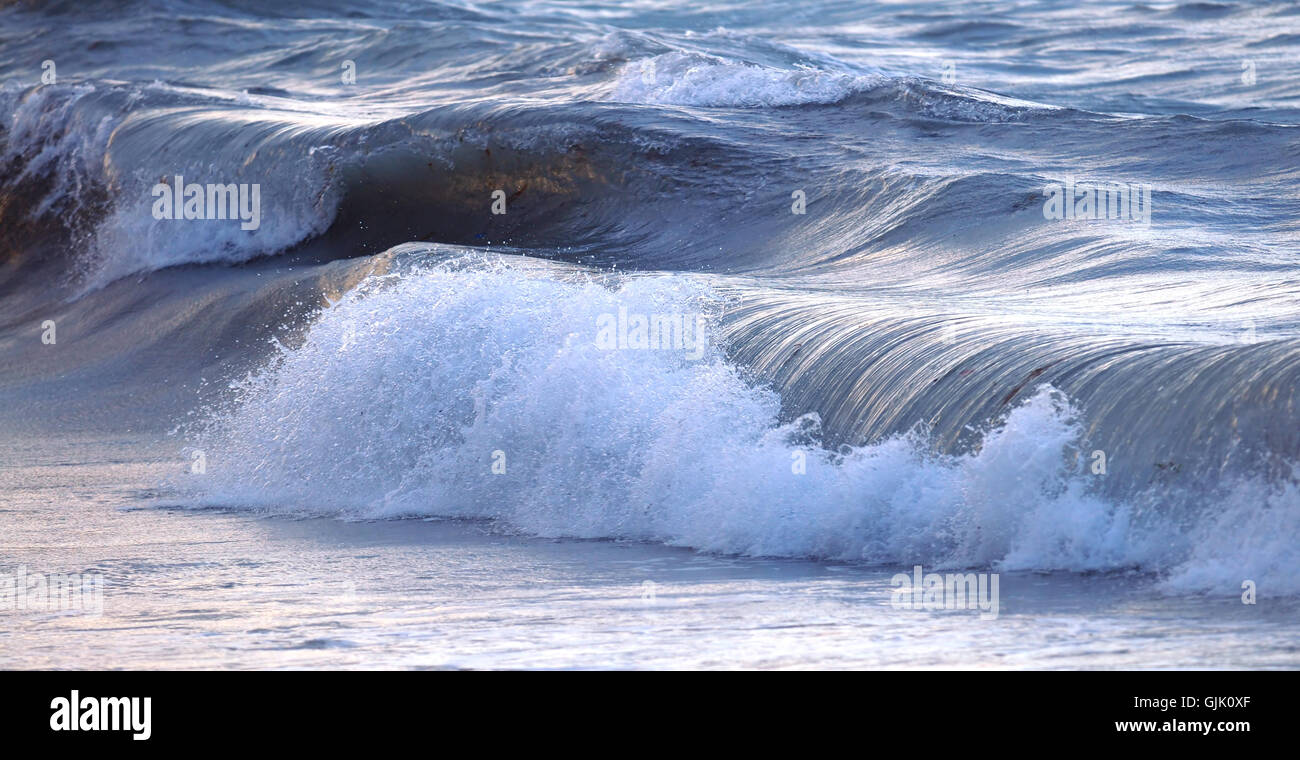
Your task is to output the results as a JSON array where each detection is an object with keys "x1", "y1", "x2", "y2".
[{"x1": 0, "y1": 435, "x2": 1294, "y2": 670}]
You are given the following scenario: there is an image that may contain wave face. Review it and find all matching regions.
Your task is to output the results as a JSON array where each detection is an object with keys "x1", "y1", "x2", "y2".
[{"x1": 3, "y1": 0, "x2": 1299, "y2": 593}]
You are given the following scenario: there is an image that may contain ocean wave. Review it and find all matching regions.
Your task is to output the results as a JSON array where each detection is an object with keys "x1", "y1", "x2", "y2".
[{"x1": 179, "y1": 258, "x2": 1300, "y2": 594}]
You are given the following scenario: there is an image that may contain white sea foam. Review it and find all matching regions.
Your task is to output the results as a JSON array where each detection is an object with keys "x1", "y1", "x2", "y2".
[
  {"x1": 85, "y1": 163, "x2": 336, "y2": 288},
  {"x1": 188, "y1": 261, "x2": 1300, "y2": 595},
  {"x1": 1, "y1": 84, "x2": 112, "y2": 219},
  {"x1": 608, "y1": 51, "x2": 880, "y2": 107}
]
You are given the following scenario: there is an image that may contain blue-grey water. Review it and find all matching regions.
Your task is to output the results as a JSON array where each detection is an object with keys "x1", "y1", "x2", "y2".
[{"x1": 1, "y1": 0, "x2": 1298, "y2": 668}]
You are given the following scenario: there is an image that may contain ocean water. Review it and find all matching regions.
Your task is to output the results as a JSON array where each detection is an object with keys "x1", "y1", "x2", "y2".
[{"x1": 1, "y1": 0, "x2": 1298, "y2": 668}]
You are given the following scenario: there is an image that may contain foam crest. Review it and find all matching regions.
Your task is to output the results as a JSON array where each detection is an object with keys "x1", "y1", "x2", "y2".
[{"x1": 608, "y1": 51, "x2": 879, "y2": 107}]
